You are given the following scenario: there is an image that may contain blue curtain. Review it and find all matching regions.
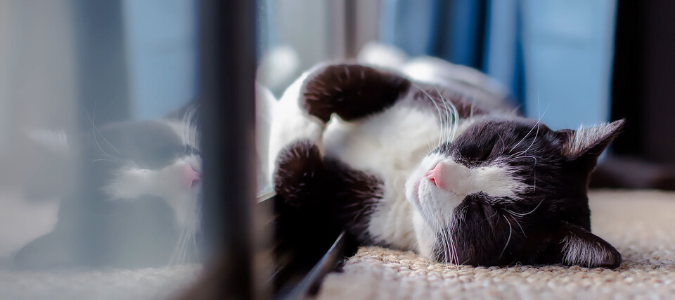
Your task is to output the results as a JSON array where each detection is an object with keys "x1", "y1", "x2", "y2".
[{"x1": 380, "y1": 0, "x2": 617, "y2": 130}]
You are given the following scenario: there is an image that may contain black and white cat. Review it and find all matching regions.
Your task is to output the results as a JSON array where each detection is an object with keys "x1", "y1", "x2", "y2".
[
  {"x1": 269, "y1": 63, "x2": 623, "y2": 268},
  {"x1": 14, "y1": 81, "x2": 279, "y2": 269},
  {"x1": 14, "y1": 106, "x2": 203, "y2": 269}
]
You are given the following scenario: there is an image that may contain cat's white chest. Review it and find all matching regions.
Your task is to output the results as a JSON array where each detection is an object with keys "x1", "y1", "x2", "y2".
[{"x1": 323, "y1": 103, "x2": 439, "y2": 249}]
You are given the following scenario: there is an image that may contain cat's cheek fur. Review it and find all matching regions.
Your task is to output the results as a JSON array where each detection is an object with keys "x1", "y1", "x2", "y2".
[
  {"x1": 407, "y1": 150, "x2": 526, "y2": 230},
  {"x1": 104, "y1": 156, "x2": 201, "y2": 231},
  {"x1": 164, "y1": 187, "x2": 201, "y2": 232},
  {"x1": 413, "y1": 210, "x2": 436, "y2": 258},
  {"x1": 429, "y1": 160, "x2": 526, "y2": 200},
  {"x1": 418, "y1": 180, "x2": 458, "y2": 228}
]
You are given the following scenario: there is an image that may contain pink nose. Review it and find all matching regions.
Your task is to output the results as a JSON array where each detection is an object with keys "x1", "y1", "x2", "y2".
[
  {"x1": 182, "y1": 163, "x2": 201, "y2": 188},
  {"x1": 426, "y1": 163, "x2": 447, "y2": 190}
]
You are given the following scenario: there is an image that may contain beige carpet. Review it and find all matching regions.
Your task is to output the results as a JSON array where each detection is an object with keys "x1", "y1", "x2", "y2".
[
  {"x1": 0, "y1": 264, "x2": 201, "y2": 300},
  {"x1": 316, "y1": 190, "x2": 675, "y2": 300}
]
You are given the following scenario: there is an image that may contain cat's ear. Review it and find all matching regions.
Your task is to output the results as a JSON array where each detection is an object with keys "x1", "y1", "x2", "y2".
[
  {"x1": 558, "y1": 119, "x2": 625, "y2": 162},
  {"x1": 163, "y1": 101, "x2": 199, "y2": 122},
  {"x1": 549, "y1": 222, "x2": 622, "y2": 268}
]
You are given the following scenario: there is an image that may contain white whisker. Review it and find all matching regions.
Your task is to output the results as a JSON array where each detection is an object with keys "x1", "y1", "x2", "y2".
[
  {"x1": 500, "y1": 215, "x2": 513, "y2": 258},
  {"x1": 433, "y1": 85, "x2": 459, "y2": 142},
  {"x1": 509, "y1": 101, "x2": 551, "y2": 153},
  {"x1": 88, "y1": 103, "x2": 121, "y2": 155},
  {"x1": 414, "y1": 85, "x2": 446, "y2": 148}
]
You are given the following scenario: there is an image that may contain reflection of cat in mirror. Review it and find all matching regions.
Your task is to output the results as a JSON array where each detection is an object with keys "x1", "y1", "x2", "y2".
[
  {"x1": 15, "y1": 84, "x2": 276, "y2": 269},
  {"x1": 270, "y1": 63, "x2": 623, "y2": 268},
  {"x1": 15, "y1": 105, "x2": 203, "y2": 269}
]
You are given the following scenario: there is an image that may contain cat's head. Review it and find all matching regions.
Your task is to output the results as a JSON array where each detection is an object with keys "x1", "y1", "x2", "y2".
[
  {"x1": 87, "y1": 117, "x2": 202, "y2": 232},
  {"x1": 406, "y1": 117, "x2": 624, "y2": 268},
  {"x1": 28, "y1": 107, "x2": 202, "y2": 234},
  {"x1": 20, "y1": 110, "x2": 203, "y2": 267}
]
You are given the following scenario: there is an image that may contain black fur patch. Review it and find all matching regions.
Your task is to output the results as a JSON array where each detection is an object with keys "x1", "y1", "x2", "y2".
[
  {"x1": 273, "y1": 140, "x2": 384, "y2": 245},
  {"x1": 537, "y1": 222, "x2": 622, "y2": 268},
  {"x1": 272, "y1": 142, "x2": 346, "y2": 273},
  {"x1": 274, "y1": 140, "x2": 325, "y2": 207},
  {"x1": 272, "y1": 140, "x2": 385, "y2": 276},
  {"x1": 303, "y1": 64, "x2": 411, "y2": 122},
  {"x1": 323, "y1": 158, "x2": 383, "y2": 244}
]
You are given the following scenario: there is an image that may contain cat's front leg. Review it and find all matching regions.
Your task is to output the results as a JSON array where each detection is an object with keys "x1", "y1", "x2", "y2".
[
  {"x1": 302, "y1": 64, "x2": 411, "y2": 122},
  {"x1": 268, "y1": 68, "x2": 328, "y2": 206},
  {"x1": 269, "y1": 64, "x2": 415, "y2": 207},
  {"x1": 268, "y1": 64, "x2": 412, "y2": 167}
]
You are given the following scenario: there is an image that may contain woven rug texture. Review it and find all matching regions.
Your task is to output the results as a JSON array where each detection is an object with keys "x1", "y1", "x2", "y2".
[{"x1": 316, "y1": 190, "x2": 675, "y2": 300}]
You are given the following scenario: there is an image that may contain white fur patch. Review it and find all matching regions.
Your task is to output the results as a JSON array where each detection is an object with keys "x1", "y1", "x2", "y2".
[
  {"x1": 561, "y1": 233, "x2": 613, "y2": 267},
  {"x1": 433, "y1": 160, "x2": 525, "y2": 199},
  {"x1": 104, "y1": 168, "x2": 159, "y2": 200},
  {"x1": 406, "y1": 155, "x2": 525, "y2": 219},
  {"x1": 563, "y1": 121, "x2": 622, "y2": 157},
  {"x1": 267, "y1": 70, "x2": 326, "y2": 179},
  {"x1": 255, "y1": 84, "x2": 277, "y2": 194},
  {"x1": 323, "y1": 100, "x2": 441, "y2": 249},
  {"x1": 104, "y1": 155, "x2": 202, "y2": 231},
  {"x1": 402, "y1": 57, "x2": 508, "y2": 109},
  {"x1": 412, "y1": 210, "x2": 436, "y2": 257}
]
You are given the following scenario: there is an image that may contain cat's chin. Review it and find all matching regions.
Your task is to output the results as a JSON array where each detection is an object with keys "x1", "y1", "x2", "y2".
[
  {"x1": 412, "y1": 210, "x2": 436, "y2": 259},
  {"x1": 405, "y1": 177, "x2": 422, "y2": 207}
]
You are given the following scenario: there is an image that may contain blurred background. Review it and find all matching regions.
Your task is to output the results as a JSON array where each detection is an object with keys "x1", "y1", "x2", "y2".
[
  {"x1": 0, "y1": 0, "x2": 674, "y2": 298},
  {"x1": 0, "y1": 0, "x2": 199, "y2": 264},
  {"x1": 257, "y1": 0, "x2": 675, "y2": 189}
]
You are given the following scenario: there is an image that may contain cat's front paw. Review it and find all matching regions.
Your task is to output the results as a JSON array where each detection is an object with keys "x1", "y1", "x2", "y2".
[
  {"x1": 302, "y1": 64, "x2": 411, "y2": 122},
  {"x1": 273, "y1": 140, "x2": 325, "y2": 207}
]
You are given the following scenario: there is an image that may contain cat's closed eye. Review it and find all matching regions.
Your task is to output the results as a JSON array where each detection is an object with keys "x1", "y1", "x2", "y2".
[
  {"x1": 459, "y1": 143, "x2": 494, "y2": 164},
  {"x1": 184, "y1": 146, "x2": 201, "y2": 156}
]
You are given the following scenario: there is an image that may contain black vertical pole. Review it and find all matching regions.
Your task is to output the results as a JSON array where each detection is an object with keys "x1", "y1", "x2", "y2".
[
  {"x1": 344, "y1": 0, "x2": 357, "y2": 59},
  {"x1": 73, "y1": 0, "x2": 131, "y2": 127},
  {"x1": 72, "y1": 0, "x2": 131, "y2": 266},
  {"x1": 198, "y1": 0, "x2": 259, "y2": 299}
]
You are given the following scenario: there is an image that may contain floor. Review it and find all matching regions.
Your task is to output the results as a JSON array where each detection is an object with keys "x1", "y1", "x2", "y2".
[
  {"x1": 1, "y1": 190, "x2": 673, "y2": 299},
  {"x1": 0, "y1": 264, "x2": 201, "y2": 300},
  {"x1": 316, "y1": 190, "x2": 675, "y2": 300},
  {"x1": 0, "y1": 190, "x2": 200, "y2": 300}
]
